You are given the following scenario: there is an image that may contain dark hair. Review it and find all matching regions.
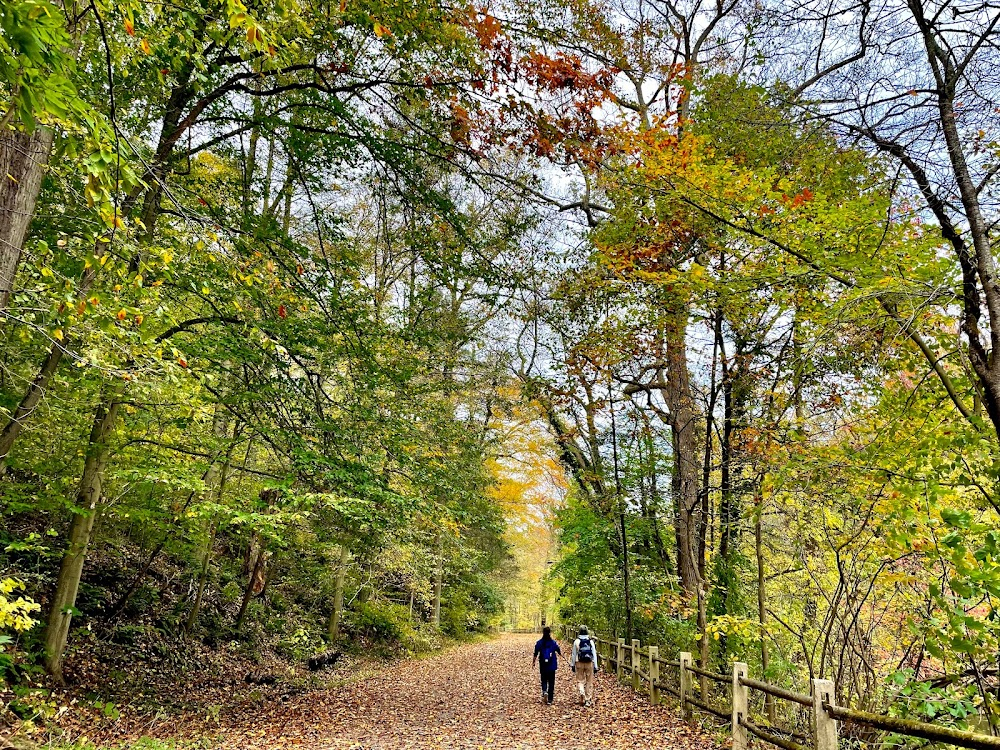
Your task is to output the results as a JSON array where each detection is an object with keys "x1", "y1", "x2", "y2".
[{"x1": 542, "y1": 626, "x2": 552, "y2": 638}]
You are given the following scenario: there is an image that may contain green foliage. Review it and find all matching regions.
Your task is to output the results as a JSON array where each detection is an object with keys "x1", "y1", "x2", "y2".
[
  {"x1": 9, "y1": 0, "x2": 1000, "y2": 743},
  {"x1": 0, "y1": 0, "x2": 536, "y2": 716},
  {"x1": 0, "y1": 0, "x2": 78, "y2": 129},
  {"x1": 345, "y1": 601, "x2": 447, "y2": 655},
  {"x1": 347, "y1": 602, "x2": 410, "y2": 644}
]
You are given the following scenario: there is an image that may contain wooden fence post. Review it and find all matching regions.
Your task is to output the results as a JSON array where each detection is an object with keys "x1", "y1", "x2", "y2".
[
  {"x1": 811, "y1": 678, "x2": 838, "y2": 750},
  {"x1": 733, "y1": 662, "x2": 748, "y2": 750},
  {"x1": 632, "y1": 639, "x2": 641, "y2": 691},
  {"x1": 649, "y1": 646, "x2": 660, "y2": 705},
  {"x1": 617, "y1": 638, "x2": 625, "y2": 680},
  {"x1": 679, "y1": 651, "x2": 693, "y2": 719}
]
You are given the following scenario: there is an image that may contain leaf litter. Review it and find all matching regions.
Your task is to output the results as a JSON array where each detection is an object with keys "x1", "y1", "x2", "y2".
[{"x1": 70, "y1": 634, "x2": 721, "y2": 749}]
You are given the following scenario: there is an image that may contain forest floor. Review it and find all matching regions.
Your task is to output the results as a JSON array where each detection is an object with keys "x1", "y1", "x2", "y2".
[{"x1": 54, "y1": 634, "x2": 719, "y2": 749}]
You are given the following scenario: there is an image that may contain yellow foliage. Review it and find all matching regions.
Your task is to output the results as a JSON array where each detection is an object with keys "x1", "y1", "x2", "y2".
[
  {"x1": 702, "y1": 614, "x2": 761, "y2": 643},
  {"x1": 0, "y1": 578, "x2": 41, "y2": 633}
]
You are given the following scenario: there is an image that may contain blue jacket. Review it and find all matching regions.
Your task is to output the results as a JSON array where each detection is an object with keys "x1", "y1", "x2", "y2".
[{"x1": 534, "y1": 636, "x2": 561, "y2": 671}]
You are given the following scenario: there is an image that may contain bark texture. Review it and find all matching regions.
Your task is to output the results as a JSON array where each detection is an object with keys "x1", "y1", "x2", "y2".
[
  {"x1": 0, "y1": 127, "x2": 54, "y2": 311},
  {"x1": 663, "y1": 307, "x2": 703, "y2": 595}
]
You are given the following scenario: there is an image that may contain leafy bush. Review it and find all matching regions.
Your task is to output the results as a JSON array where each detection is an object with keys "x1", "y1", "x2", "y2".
[
  {"x1": 276, "y1": 625, "x2": 325, "y2": 661},
  {"x1": 401, "y1": 623, "x2": 443, "y2": 654},
  {"x1": 346, "y1": 602, "x2": 411, "y2": 643}
]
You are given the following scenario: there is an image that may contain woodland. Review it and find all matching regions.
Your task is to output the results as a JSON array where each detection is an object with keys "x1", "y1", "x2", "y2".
[{"x1": 2, "y1": 0, "x2": 1000, "y2": 746}]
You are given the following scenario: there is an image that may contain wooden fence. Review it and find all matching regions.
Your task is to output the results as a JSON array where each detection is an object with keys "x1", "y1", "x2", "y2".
[{"x1": 548, "y1": 626, "x2": 1000, "y2": 750}]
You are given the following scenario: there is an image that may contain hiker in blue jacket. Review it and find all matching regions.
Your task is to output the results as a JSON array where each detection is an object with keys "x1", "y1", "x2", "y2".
[{"x1": 532, "y1": 626, "x2": 561, "y2": 704}]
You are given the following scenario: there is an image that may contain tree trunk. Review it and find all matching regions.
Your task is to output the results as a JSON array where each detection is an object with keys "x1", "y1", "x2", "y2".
[
  {"x1": 0, "y1": 128, "x2": 54, "y2": 311},
  {"x1": 184, "y1": 410, "x2": 235, "y2": 633},
  {"x1": 701, "y1": 312, "x2": 721, "y2": 579},
  {"x1": 43, "y1": 387, "x2": 121, "y2": 680},
  {"x1": 327, "y1": 545, "x2": 349, "y2": 641},
  {"x1": 432, "y1": 532, "x2": 444, "y2": 628},
  {"x1": 755, "y1": 497, "x2": 776, "y2": 722},
  {"x1": 719, "y1": 340, "x2": 749, "y2": 563},
  {"x1": 0, "y1": 340, "x2": 65, "y2": 468},
  {"x1": 698, "y1": 583, "x2": 709, "y2": 700},
  {"x1": 663, "y1": 306, "x2": 702, "y2": 595},
  {"x1": 618, "y1": 508, "x2": 633, "y2": 641},
  {"x1": 236, "y1": 541, "x2": 267, "y2": 631},
  {"x1": 185, "y1": 519, "x2": 217, "y2": 634}
]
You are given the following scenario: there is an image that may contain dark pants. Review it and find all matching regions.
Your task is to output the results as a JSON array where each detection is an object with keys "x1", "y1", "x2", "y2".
[{"x1": 540, "y1": 668, "x2": 556, "y2": 703}]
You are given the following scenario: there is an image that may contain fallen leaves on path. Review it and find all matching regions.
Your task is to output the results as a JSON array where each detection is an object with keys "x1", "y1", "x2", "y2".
[{"x1": 91, "y1": 634, "x2": 721, "y2": 749}]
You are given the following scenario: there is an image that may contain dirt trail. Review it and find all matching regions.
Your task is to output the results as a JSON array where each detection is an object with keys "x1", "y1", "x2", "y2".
[{"x1": 199, "y1": 634, "x2": 717, "y2": 750}]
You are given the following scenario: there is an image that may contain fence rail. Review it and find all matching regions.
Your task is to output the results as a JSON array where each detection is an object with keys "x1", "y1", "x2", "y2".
[
  {"x1": 740, "y1": 676, "x2": 812, "y2": 708},
  {"x1": 542, "y1": 624, "x2": 1000, "y2": 750},
  {"x1": 742, "y1": 717, "x2": 808, "y2": 750}
]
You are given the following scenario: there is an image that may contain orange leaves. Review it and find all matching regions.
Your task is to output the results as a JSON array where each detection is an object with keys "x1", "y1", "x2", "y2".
[
  {"x1": 511, "y1": 52, "x2": 614, "y2": 163},
  {"x1": 415, "y1": 10, "x2": 618, "y2": 166},
  {"x1": 756, "y1": 187, "x2": 815, "y2": 219},
  {"x1": 781, "y1": 187, "x2": 815, "y2": 209},
  {"x1": 473, "y1": 11, "x2": 503, "y2": 49},
  {"x1": 458, "y1": 6, "x2": 511, "y2": 65},
  {"x1": 449, "y1": 103, "x2": 472, "y2": 146},
  {"x1": 521, "y1": 50, "x2": 612, "y2": 96},
  {"x1": 595, "y1": 128, "x2": 707, "y2": 275}
]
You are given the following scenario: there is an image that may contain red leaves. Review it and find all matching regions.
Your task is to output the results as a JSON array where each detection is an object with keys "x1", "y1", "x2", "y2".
[
  {"x1": 514, "y1": 52, "x2": 613, "y2": 162},
  {"x1": 278, "y1": 304, "x2": 288, "y2": 319}
]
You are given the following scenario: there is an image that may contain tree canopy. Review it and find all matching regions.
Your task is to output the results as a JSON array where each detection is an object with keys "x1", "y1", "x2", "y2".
[{"x1": 5, "y1": 0, "x2": 1000, "y2": 743}]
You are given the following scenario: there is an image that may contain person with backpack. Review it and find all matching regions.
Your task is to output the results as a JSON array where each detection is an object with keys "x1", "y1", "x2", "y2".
[
  {"x1": 570, "y1": 625, "x2": 599, "y2": 706},
  {"x1": 532, "y1": 626, "x2": 562, "y2": 704}
]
